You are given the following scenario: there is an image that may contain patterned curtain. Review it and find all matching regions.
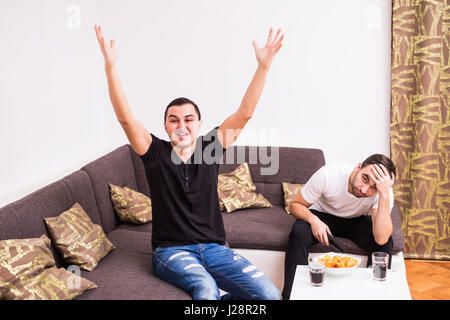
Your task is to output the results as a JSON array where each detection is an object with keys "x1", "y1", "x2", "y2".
[{"x1": 391, "y1": 0, "x2": 449, "y2": 260}]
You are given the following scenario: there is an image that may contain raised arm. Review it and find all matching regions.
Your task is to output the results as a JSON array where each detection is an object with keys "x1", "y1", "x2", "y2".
[
  {"x1": 94, "y1": 25, "x2": 151, "y2": 156},
  {"x1": 218, "y1": 28, "x2": 284, "y2": 148},
  {"x1": 368, "y1": 164, "x2": 394, "y2": 245}
]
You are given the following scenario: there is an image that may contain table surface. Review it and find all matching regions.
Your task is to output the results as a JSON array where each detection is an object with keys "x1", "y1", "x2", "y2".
[{"x1": 290, "y1": 265, "x2": 412, "y2": 300}]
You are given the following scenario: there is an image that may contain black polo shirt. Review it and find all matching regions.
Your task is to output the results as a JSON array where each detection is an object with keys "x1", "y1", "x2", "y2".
[{"x1": 139, "y1": 127, "x2": 226, "y2": 249}]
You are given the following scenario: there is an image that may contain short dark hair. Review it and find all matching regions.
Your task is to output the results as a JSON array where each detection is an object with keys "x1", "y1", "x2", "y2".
[
  {"x1": 361, "y1": 154, "x2": 396, "y2": 178},
  {"x1": 164, "y1": 97, "x2": 201, "y2": 122}
]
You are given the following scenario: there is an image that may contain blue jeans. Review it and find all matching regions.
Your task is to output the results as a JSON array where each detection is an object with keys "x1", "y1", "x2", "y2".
[{"x1": 152, "y1": 243, "x2": 280, "y2": 300}]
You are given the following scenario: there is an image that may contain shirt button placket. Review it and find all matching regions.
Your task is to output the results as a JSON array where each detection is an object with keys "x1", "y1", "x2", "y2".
[{"x1": 185, "y1": 167, "x2": 189, "y2": 190}]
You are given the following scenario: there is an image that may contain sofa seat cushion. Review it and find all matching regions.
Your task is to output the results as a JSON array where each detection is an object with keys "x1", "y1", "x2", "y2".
[
  {"x1": 222, "y1": 206, "x2": 296, "y2": 251},
  {"x1": 75, "y1": 229, "x2": 190, "y2": 300}
]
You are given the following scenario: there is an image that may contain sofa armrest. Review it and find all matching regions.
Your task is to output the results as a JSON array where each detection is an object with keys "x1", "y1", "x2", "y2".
[{"x1": 391, "y1": 205, "x2": 405, "y2": 252}]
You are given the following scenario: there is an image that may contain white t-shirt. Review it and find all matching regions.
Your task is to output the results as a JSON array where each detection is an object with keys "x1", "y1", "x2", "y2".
[{"x1": 301, "y1": 163, "x2": 394, "y2": 218}]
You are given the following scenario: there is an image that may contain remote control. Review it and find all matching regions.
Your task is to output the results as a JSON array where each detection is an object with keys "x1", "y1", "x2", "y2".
[{"x1": 326, "y1": 232, "x2": 345, "y2": 253}]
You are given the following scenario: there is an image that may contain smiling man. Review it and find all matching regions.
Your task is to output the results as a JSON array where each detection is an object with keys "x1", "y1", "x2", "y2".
[
  {"x1": 282, "y1": 154, "x2": 396, "y2": 300},
  {"x1": 94, "y1": 25, "x2": 283, "y2": 300}
]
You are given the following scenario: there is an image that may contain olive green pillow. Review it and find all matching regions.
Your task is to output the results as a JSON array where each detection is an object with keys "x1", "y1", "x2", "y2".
[
  {"x1": 0, "y1": 234, "x2": 97, "y2": 300},
  {"x1": 218, "y1": 162, "x2": 272, "y2": 213},
  {"x1": 44, "y1": 202, "x2": 115, "y2": 271},
  {"x1": 109, "y1": 184, "x2": 152, "y2": 224},
  {"x1": 282, "y1": 182, "x2": 305, "y2": 214}
]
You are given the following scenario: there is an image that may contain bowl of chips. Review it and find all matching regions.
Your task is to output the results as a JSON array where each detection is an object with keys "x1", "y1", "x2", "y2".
[{"x1": 313, "y1": 252, "x2": 361, "y2": 275}]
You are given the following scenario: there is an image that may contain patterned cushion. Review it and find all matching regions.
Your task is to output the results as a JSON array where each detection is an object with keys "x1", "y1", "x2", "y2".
[
  {"x1": 218, "y1": 162, "x2": 272, "y2": 213},
  {"x1": 44, "y1": 203, "x2": 115, "y2": 271},
  {"x1": 0, "y1": 235, "x2": 96, "y2": 300},
  {"x1": 109, "y1": 184, "x2": 152, "y2": 224},
  {"x1": 282, "y1": 182, "x2": 305, "y2": 214}
]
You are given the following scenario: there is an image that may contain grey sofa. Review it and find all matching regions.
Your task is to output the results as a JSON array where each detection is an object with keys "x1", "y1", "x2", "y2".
[{"x1": 0, "y1": 144, "x2": 405, "y2": 300}]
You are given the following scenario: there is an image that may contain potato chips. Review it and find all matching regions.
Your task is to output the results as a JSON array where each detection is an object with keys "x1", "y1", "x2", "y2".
[{"x1": 317, "y1": 254, "x2": 358, "y2": 268}]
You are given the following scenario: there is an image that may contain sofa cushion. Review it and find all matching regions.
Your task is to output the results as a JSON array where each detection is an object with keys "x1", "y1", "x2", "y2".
[
  {"x1": 44, "y1": 202, "x2": 116, "y2": 272},
  {"x1": 109, "y1": 184, "x2": 152, "y2": 224},
  {"x1": 222, "y1": 206, "x2": 296, "y2": 251},
  {"x1": 2, "y1": 266, "x2": 97, "y2": 300},
  {"x1": 75, "y1": 229, "x2": 190, "y2": 300},
  {"x1": 9, "y1": 266, "x2": 97, "y2": 300},
  {"x1": 219, "y1": 146, "x2": 325, "y2": 206},
  {"x1": 0, "y1": 235, "x2": 55, "y2": 287},
  {"x1": 252, "y1": 182, "x2": 283, "y2": 206},
  {"x1": 0, "y1": 170, "x2": 100, "y2": 268},
  {"x1": 218, "y1": 162, "x2": 272, "y2": 213},
  {"x1": 0, "y1": 234, "x2": 96, "y2": 300},
  {"x1": 282, "y1": 182, "x2": 305, "y2": 214}
]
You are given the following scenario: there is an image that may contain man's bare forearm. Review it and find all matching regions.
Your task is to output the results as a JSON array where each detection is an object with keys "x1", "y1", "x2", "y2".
[
  {"x1": 104, "y1": 65, "x2": 133, "y2": 123},
  {"x1": 289, "y1": 202, "x2": 316, "y2": 224},
  {"x1": 367, "y1": 164, "x2": 395, "y2": 245},
  {"x1": 237, "y1": 65, "x2": 269, "y2": 120},
  {"x1": 290, "y1": 202, "x2": 331, "y2": 245},
  {"x1": 372, "y1": 195, "x2": 393, "y2": 245}
]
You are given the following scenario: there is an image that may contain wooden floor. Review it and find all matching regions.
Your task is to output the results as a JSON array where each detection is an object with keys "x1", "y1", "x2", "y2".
[{"x1": 404, "y1": 259, "x2": 450, "y2": 300}]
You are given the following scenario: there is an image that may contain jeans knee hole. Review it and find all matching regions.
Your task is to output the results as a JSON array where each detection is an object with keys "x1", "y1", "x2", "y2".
[
  {"x1": 251, "y1": 272, "x2": 264, "y2": 279},
  {"x1": 168, "y1": 252, "x2": 189, "y2": 261}
]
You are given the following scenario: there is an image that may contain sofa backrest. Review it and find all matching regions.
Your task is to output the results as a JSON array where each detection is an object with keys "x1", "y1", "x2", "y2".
[
  {"x1": 0, "y1": 144, "x2": 325, "y2": 256},
  {"x1": 124, "y1": 144, "x2": 326, "y2": 207},
  {"x1": 219, "y1": 146, "x2": 326, "y2": 205},
  {"x1": 81, "y1": 145, "x2": 150, "y2": 234},
  {"x1": 0, "y1": 170, "x2": 101, "y2": 268},
  {"x1": 79, "y1": 144, "x2": 325, "y2": 231}
]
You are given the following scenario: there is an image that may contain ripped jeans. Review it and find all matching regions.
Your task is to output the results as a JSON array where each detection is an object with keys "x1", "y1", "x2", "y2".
[{"x1": 152, "y1": 243, "x2": 280, "y2": 300}]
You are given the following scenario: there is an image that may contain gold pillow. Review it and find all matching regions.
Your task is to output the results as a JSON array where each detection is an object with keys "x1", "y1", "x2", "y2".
[
  {"x1": 44, "y1": 202, "x2": 115, "y2": 271},
  {"x1": 282, "y1": 182, "x2": 305, "y2": 214},
  {"x1": 109, "y1": 184, "x2": 152, "y2": 224},
  {"x1": 0, "y1": 235, "x2": 55, "y2": 288},
  {"x1": 0, "y1": 235, "x2": 97, "y2": 300},
  {"x1": 218, "y1": 162, "x2": 272, "y2": 213}
]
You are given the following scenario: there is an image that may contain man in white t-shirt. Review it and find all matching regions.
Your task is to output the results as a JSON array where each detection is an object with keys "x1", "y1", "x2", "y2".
[{"x1": 282, "y1": 154, "x2": 396, "y2": 300}]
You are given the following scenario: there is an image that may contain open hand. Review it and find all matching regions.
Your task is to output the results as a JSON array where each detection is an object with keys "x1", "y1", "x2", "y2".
[
  {"x1": 94, "y1": 25, "x2": 117, "y2": 68},
  {"x1": 367, "y1": 164, "x2": 395, "y2": 199},
  {"x1": 252, "y1": 28, "x2": 284, "y2": 70}
]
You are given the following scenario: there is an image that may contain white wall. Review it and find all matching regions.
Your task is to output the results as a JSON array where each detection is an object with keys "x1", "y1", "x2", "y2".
[{"x1": 0, "y1": 0, "x2": 391, "y2": 208}]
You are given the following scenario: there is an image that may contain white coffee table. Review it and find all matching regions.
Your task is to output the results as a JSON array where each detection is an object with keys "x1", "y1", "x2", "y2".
[{"x1": 290, "y1": 252, "x2": 412, "y2": 300}]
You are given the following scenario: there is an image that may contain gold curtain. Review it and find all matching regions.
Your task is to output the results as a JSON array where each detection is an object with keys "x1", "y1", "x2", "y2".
[{"x1": 391, "y1": 0, "x2": 450, "y2": 260}]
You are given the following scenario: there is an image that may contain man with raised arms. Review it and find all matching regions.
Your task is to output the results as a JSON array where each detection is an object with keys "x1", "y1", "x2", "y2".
[{"x1": 94, "y1": 25, "x2": 283, "y2": 300}]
